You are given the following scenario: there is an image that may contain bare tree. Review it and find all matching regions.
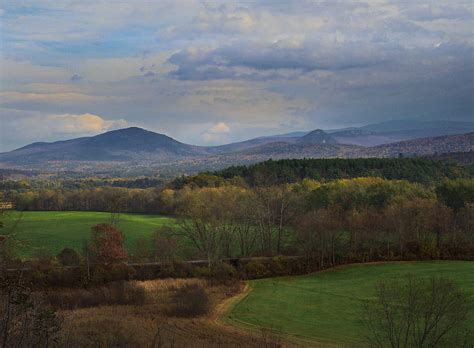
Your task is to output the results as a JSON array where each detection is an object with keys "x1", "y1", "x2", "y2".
[
  {"x1": 1, "y1": 276, "x2": 61, "y2": 347},
  {"x1": 253, "y1": 185, "x2": 299, "y2": 255},
  {"x1": 296, "y1": 207, "x2": 344, "y2": 268},
  {"x1": 363, "y1": 276, "x2": 472, "y2": 348},
  {"x1": 177, "y1": 189, "x2": 226, "y2": 268}
]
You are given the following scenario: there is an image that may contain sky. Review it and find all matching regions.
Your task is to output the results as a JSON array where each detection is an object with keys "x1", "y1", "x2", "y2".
[{"x1": 0, "y1": 0, "x2": 473, "y2": 151}]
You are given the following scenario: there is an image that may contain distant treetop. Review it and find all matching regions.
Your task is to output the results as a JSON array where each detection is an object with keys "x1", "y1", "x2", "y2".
[{"x1": 171, "y1": 158, "x2": 471, "y2": 188}]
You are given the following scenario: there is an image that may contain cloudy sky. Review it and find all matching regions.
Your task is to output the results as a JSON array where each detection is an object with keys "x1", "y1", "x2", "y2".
[{"x1": 0, "y1": 0, "x2": 473, "y2": 151}]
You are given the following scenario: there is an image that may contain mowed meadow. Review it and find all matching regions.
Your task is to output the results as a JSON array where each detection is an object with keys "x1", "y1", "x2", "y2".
[
  {"x1": 6, "y1": 211, "x2": 177, "y2": 258},
  {"x1": 226, "y1": 261, "x2": 474, "y2": 346}
]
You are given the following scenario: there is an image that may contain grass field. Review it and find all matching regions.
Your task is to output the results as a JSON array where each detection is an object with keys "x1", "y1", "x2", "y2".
[
  {"x1": 226, "y1": 261, "x2": 474, "y2": 346},
  {"x1": 5, "y1": 211, "x2": 177, "y2": 258}
]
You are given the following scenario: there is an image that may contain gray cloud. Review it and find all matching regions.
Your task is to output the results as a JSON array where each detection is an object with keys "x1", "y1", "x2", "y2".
[
  {"x1": 0, "y1": 0, "x2": 473, "y2": 150},
  {"x1": 168, "y1": 40, "x2": 390, "y2": 81}
]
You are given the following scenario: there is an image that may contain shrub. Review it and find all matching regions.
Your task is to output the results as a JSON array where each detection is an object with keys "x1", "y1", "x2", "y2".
[
  {"x1": 57, "y1": 247, "x2": 81, "y2": 266},
  {"x1": 90, "y1": 264, "x2": 135, "y2": 284},
  {"x1": 242, "y1": 259, "x2": 269, "y2": 279},
  {"x1": 167, "y1": 283, "x2": 210, "y2": 317},
  {"x1": 45, "y1": 281, "x2": 146, "y2": 310},
  {"x1": 265, "y1": 257, "x2": 288, "y2": 276},
  {"x1": 210, "y1": 262, "x2": 237, "y2": 284}
]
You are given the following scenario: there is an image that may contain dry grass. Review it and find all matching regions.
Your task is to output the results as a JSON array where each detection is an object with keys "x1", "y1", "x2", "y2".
[
  {"x1": 136, "y1": 278, "x2": 206, "y2": 291},
  {"x1": 51, "y1": 278, "x2": 294, "y2": 347}
]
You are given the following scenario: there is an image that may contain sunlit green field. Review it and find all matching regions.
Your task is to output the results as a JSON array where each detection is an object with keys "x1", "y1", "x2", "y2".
[
  {"x1": 227, "y1": 261, "x2": 474, "y2": 346},
  {"x1": 5, "y1": 211, "x2": 177, "y2": 257}
]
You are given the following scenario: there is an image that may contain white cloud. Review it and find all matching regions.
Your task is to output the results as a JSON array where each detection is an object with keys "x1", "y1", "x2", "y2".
[
  {"x1": 207, "y1": 122, "x2": 230, "y2": 134},
  {"x1": 47, "y1": 113, "x2": 128, "y2": 134},
  {"x1": 0, "y1": 109, "x2": 128, "y2": 150},
  {"x1": 201, "y1": 122, "x2": 231, "y2": 144}
]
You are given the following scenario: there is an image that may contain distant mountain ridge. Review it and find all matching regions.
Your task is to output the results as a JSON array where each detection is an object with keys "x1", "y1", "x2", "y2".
[
  {"x1": 298, "y1": 129, "x2": 338, "y2": 145},
  {"x1": 0, "y1": 121, "x2": 473, "y2": 174},
  {"x1": 0, "y1": 127, "x2": 207, "y2": 164}
]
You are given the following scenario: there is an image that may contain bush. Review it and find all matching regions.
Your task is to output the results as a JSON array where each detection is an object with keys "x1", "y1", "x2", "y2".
[
  {"x1": 211, "y1": 262, "x2": 236, "y2": 283},
  {"x1": 242, "y1": 259, "x2": 269, "y2": 279},
  {"x1": 167, "y1": 283, "x2": 210, "y2": 317},
  {"x1": 265, "y1": 257, "x2": 288, "y2": 276},
  {"x1": 90, "y1": 264, "x2": 135, "y2": 284},
  {"x1": 45, "y1": 281, "x2": 146, "y2": 309},
  {"x1": 57, "y1": 247, "x2": 81, "y2": 266}
]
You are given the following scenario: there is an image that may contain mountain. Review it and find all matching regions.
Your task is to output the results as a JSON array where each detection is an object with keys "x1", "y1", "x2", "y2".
[
  {"x1": 207, "y1": 129, "x2": 334, "y2": 154},
  {"x1": 331, "y1": 120, "x2": 474, "y2": 146},
  {"x1": 360, "y1": 119, "x2": 474, "y2": 133},
  {"x1": 1, "y1": 125, "x2": 472, "y2": 175},
  {"x1": 297, "y1": 129, "x2": 337, "y2": 145},
  {"x1": 206, "y1": 135, "x2": 294, "y2": 154},
  {"x1": 369, "y1": 132, "x2": 474, "y2": 157},
  {"x1": 0, "y1": 127, "x2": 207, "y2": 164}
]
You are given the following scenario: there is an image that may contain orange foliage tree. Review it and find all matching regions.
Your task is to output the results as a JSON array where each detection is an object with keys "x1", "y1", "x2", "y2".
[{"x1": 90, "y1": 223, "x2": 128, "y2": 265}]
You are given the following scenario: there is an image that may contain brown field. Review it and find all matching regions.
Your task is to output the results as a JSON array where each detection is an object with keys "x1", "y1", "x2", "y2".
[{"x1": 54, "y1": 278, "x2": 294, "y2": 347}]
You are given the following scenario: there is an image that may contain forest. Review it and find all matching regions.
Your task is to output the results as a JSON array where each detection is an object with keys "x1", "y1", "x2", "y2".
[{"x1": 174, "y1": 157, "x2": 473, "y2": 188}]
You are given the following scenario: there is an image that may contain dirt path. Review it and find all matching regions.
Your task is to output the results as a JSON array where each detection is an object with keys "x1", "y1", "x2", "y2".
[{"x1": 211, "y1": 282, "x2": 250, "y2": 323}]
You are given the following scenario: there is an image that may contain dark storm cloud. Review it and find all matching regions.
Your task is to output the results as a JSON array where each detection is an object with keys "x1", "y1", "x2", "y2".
[{"x1": 168, "y1": 41, "x2": 390, "y2": 81}]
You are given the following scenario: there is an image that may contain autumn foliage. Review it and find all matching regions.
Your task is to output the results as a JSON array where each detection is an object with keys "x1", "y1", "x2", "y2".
[{"x1": 90, "y1": 224, "x2": 128, "y2": 265}]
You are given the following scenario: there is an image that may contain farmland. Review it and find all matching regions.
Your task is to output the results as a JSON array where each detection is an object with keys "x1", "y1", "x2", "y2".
[
  {"x1": 5, "y1": 211, "x2": 177, "y2": 258},
  {"x1": 226, "y1": 261, "x2": 474, "y2": 346}
]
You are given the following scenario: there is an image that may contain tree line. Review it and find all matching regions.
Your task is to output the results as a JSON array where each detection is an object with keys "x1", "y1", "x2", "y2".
[
  {"x1": 10, "y1": 177, "x2": 468, "y2": 267},
  {"x1": 165, "y1": 177, "x2": 473, "y2": 266},
  {"x1": 1, "y1": 159, "x2": 473, "y2": 268},
  {"x1": 174, "y1": 158, "x2": 472, "y2": 188}
]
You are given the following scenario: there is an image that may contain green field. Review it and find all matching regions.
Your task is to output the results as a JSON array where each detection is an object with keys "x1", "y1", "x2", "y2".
[
  {"x1": 5, "y1": 211, "x2": 177, "y2": 257},
  {"x1": 227, "y1": 261, "x2": 474, "y2": 346}
]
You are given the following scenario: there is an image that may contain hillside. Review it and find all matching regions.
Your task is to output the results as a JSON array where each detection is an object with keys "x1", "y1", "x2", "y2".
[
  {"x1": 331, "y1": 120, "x2": 474, "y2": 146},
  {"x1": 297, "y1": 129, "x2": 338, "y2": 144},
  {"x1": 370, "y1": 132, "x2": 474, "y2": 157},
  {"x1": 0, "y1": 125, "x2": 472, "y2": 175},
  {"x1": 0, "y1": 127, "x2": 207, "y2": 164}
]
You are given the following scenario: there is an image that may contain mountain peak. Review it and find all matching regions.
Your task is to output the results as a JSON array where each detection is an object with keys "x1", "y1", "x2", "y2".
[
  {"x1": 104, "y1": 126, "x2": 152, "y2": 135},
  {"x1": 298, "y1": 129, "x2": 338, "y2": 145}
]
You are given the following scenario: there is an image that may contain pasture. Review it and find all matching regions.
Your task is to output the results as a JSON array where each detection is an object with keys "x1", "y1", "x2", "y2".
[
  {"x1": 226, "y1": 261, "x2": 474, "y2": 346},
  {"x1": 4, "y1": 211, "x2": 177, "y2": 258}
]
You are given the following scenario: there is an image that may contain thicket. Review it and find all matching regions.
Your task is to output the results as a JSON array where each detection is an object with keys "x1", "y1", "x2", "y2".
[
  {"x1": 167, "y1": 283, "x2": 210, "y2": 317},
  {"x1": 44, "y1": 281, "x2": 146, "y2": 309}
]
